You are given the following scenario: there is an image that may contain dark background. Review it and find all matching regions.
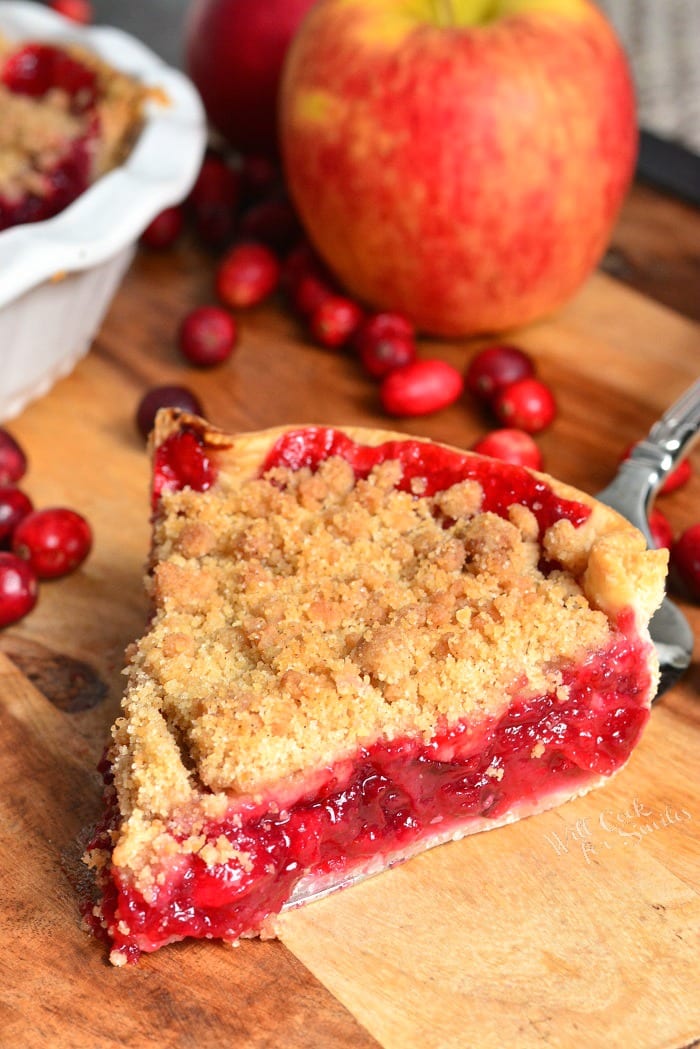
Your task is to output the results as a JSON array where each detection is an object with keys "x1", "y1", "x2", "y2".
[{"x1": 90, "y1": 0, "x2": 188, "y2": 68}]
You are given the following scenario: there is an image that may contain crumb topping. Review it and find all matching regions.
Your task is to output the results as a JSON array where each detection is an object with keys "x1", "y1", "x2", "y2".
[
  {"x1": 0, "y1": 37, "x2": 147, "y2": 203},
  {"x1": 112, "y1": 449, "x2": 625, "y2": 836},
  {"x1": 0, "y1": 85, "x2": 86, "y2": 198}
]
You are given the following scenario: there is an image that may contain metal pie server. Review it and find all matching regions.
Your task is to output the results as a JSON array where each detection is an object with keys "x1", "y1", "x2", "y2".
[{"x1": 596, "y1": 377, "x2": 700, "y2": 697}]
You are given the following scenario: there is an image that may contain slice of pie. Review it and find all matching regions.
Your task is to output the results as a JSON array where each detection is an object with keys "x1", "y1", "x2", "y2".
[
  {"x1": 0, "y1": 35, "x2": 148, "y2": 230},
  {"x1": 84, "y1": 412, "x2": 667, "y2": 965}
]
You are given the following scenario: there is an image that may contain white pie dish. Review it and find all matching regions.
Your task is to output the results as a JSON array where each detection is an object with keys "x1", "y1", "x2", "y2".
[{"x1": 0, "y1": 1, "x2": 206, "y2": 421}]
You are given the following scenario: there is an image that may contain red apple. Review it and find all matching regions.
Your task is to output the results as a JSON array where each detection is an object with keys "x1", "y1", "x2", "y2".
[
  {"x1": 280, "y1": 0, "x2": 637, "y2": 336},
  {"x1": 185, "y1": 0, "x2": 316, "y2": 155}
]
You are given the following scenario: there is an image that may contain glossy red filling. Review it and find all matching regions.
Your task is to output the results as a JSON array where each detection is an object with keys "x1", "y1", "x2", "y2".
[
  {"x1": 2, "y1": 44, "x2": 98, "y2": 106},
  {"x1": 90, "y1": 627, "x2": 651, "y2": 964},
  {"x1": 0, "y1": 44, "x2": 98, "y2": 231},
  {"x1": 154, "y1": 425, "x2": 591, "y2": 535},
  {"x1": 152, "y1": 429, "x2": 217, "y2": 507}
]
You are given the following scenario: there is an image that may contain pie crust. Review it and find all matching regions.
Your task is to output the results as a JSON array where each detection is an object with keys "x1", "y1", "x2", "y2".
[
  {"x1": 85, "y1": 412, "x2": 667, "y2": 964},
  {"x1": 0, "y1": 33, "x2": 148, "y2": 230}
]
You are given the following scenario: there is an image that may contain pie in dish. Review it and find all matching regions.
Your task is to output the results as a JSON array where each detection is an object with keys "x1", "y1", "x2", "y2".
[
  {"x1": 0, "y1": 33, "x2": 148, "y2": 230},
  {"x1": 84, "y1": 412, "x2": 667, "y2": 965}
]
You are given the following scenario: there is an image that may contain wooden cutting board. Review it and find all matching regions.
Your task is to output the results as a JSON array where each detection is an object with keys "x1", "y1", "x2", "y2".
[{"x1": 1, "y1": 242, "x2": 698, "y2": 1049}]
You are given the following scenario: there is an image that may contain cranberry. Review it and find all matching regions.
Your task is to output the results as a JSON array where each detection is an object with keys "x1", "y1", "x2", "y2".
[
  {"x1": 670, "y1": 523, "x2": 700, "y2": 601},
  {"x1": 0, "y1": 488, "x2": 33, "y2": 547},
  {"x1": 493, "y1": 378, "x2": 557, "y2": 434},
  {"x1": 358, "y1": 331, "x2": 416, "y2": 379},
  {"x1": 238, "y1": 197, "x2": 301, "y2": 253},
  {"x1": 153, "y1": 431, "x2": 216, "y2": 505},
  {"x1": 282, "y1": 242, "x2": 336, "y2": 315},
  {"x1": 189, "y1": 153, "x2": 240, "y2": 248},
  {"x1": 292, "y1": 272, "x2": 336, "y2": 318},
  {"x1": 140, "y1": 206, "x2": 184, "y2": 250},
  {"x1": 648, "y1": 507, "x2": 673, "y2": 550},
  {"x1": 240, "y1": 154, "x2": 280, "y2": 203},
  {"x1": 659, "y1": 458, "x2": 692, "y2": 495},
  {"x1": 178, "y1": 306, "x2": 237, "y2": 368},
  {"x1": 282, "y1": 241, "x2": 323, "y2": 289},
  {"x1": 216, "y1": 242, "x2": 280, "y2": 308},
  {"x1": 472, "y1": 429, "x2": 543, "y2": 471},
  {"x1": 13, "y1": 508, "x2": 92, "y2": 580},
  {"x1": 622, "y1": 444, "x2": 692, "y2": 495},
  {"x1": 309, "y1": 295, "x2": 363, "y2": 349},
  {"x1": 136, "y1": 386, "x2": 204, "y2": 440},
  {"x1": 353, "y1": 312, "x2": 416, "y2": 379},
  {"x1": 380, "y1": 359, "x2": 464, "y2": 417},
  {"x1": 465, "y1": 344, "x2": 535, "y2": 402},
  {"x1": 0, "y1": 552, "x2": 38, "y2": 627},
  {"x1": 354, "y1": 312, "x2": 414, "y2": 350},
  {"x1": 0, "y1": 428, "x2": 27, "y2": 485},
  {"x1": 49, "y1": 0, "x2": 93, "y2": 23}
]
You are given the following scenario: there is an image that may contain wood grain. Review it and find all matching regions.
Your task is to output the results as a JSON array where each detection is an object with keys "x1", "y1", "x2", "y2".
[
  {"x1": 0, "y1": 652, "x2": 379, "y2": 1049},
  {"x1": 606, "y1": 182, "x2": 700, "y2": 324},
  {"x1": 0, "y1": 233, "x2": 698, "y2": 1048}
]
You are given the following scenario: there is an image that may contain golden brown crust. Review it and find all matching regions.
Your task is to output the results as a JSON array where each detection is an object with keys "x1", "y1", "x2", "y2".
[{"x1": 106, "y1": 414, "x2": 666, "y2": 879}]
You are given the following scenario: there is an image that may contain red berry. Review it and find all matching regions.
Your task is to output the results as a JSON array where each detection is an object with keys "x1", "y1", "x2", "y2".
[
  {"x1": 353, "y1": 312, "x2": 416, "y2": 378},
  {"x1": 292, "y1": 272, "x2": 336, "y2": 318},
  {"x1": 648, "y1": 507, "x2": 673, "y2": 550},
  {"x1": 358, "y1": 331, "x2": 416, "y2": 379},
  {"x1": 493, "y1": 378, "x2": 556, "y2": 434},
  {"x1": 49, "y1": 0, "x2": 92, "y2": 23},
  {"x1": 380, "y1": 359, "x2": 463, "y2": 417},
  {"x1": 354, "y1": 312, "x2": 414, "y2": 350},
  {"x1": 140, "y1": 206, "x2": 184, "y2": 250},
  {"x1": 660, "y1": 458, "x2": 692, "y2": 495},
  {"x1": 465, "y1": 344, "x2": 535, "y2": 402},
  {"x1": 189, "y1": 153, "x2": 240, "y2": 248},
  {"x1": 240, "y1": 154, "x2": 280, "y2": 203},
  {"x1": 13, "y1": 508, "x2": 92, "y2": 580},
  {"x1": 0, "y1": 552, "x2": 38, "y2": 627},
  {"x1": 309, "y1": 295, "x2": 363, "y2": 349},
  {"x1": 0, "y1": 487, "x2": 33, "y2": 547},
  {"x1": 136, "y1": 385, "x2": 203, "y2": 440},
  {"x1": 471, "y1": 429, "x2": 543, "y2": 471},
  {"x1": 621, "y1": 444, "x2": 692, "y2": 495},
  {"x1": 238, "y1": 197, "x2": 301, "y2": 253},
  {"x1": 178, "y1": 306, "x2": 237, "y2": 368},
  {"x1": 670, "y1": 523, "x2": 700, "y2": 601},
  {"x1": 282, "y1": 242, "x2": 337, "y2": 316},
  {"x1": 216, "y1": 242, "x2": 280, "y2": 308},
  {"x1": 0, "y1": 428, "x2": 27, "y2": 485}
]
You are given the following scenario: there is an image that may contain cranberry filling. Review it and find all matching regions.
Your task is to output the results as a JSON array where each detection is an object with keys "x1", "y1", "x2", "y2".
[
  {"x1": 262, "y1": 427, "x2": 590, "y2": 534},
  {"x1": 93, "y1": 631, "x2": 651, "y2": 963},
  {"x1": 0, "y1": 44, "x2": 99, "y2": 230},
  {"x1": 0, "y1": 128, "x2": 94, "y2": 231},
  {"x1": 2, "y1": 44, "x2": 98, "y2": 110},
  {"x1": 153, "y1": 426, "x2": 591, "y2": 538},
  {"x1": 152, "y1": 429, "x2": 217, "y2": 506}
]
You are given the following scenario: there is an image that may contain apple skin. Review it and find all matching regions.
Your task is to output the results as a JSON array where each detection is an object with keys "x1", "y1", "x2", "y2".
[
  {"x1": 280, "y1": 0, "x2": 637, "y2": 336},
  {"x1": 185, "y1": 0, "x2": 317, "y2": 155}
]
